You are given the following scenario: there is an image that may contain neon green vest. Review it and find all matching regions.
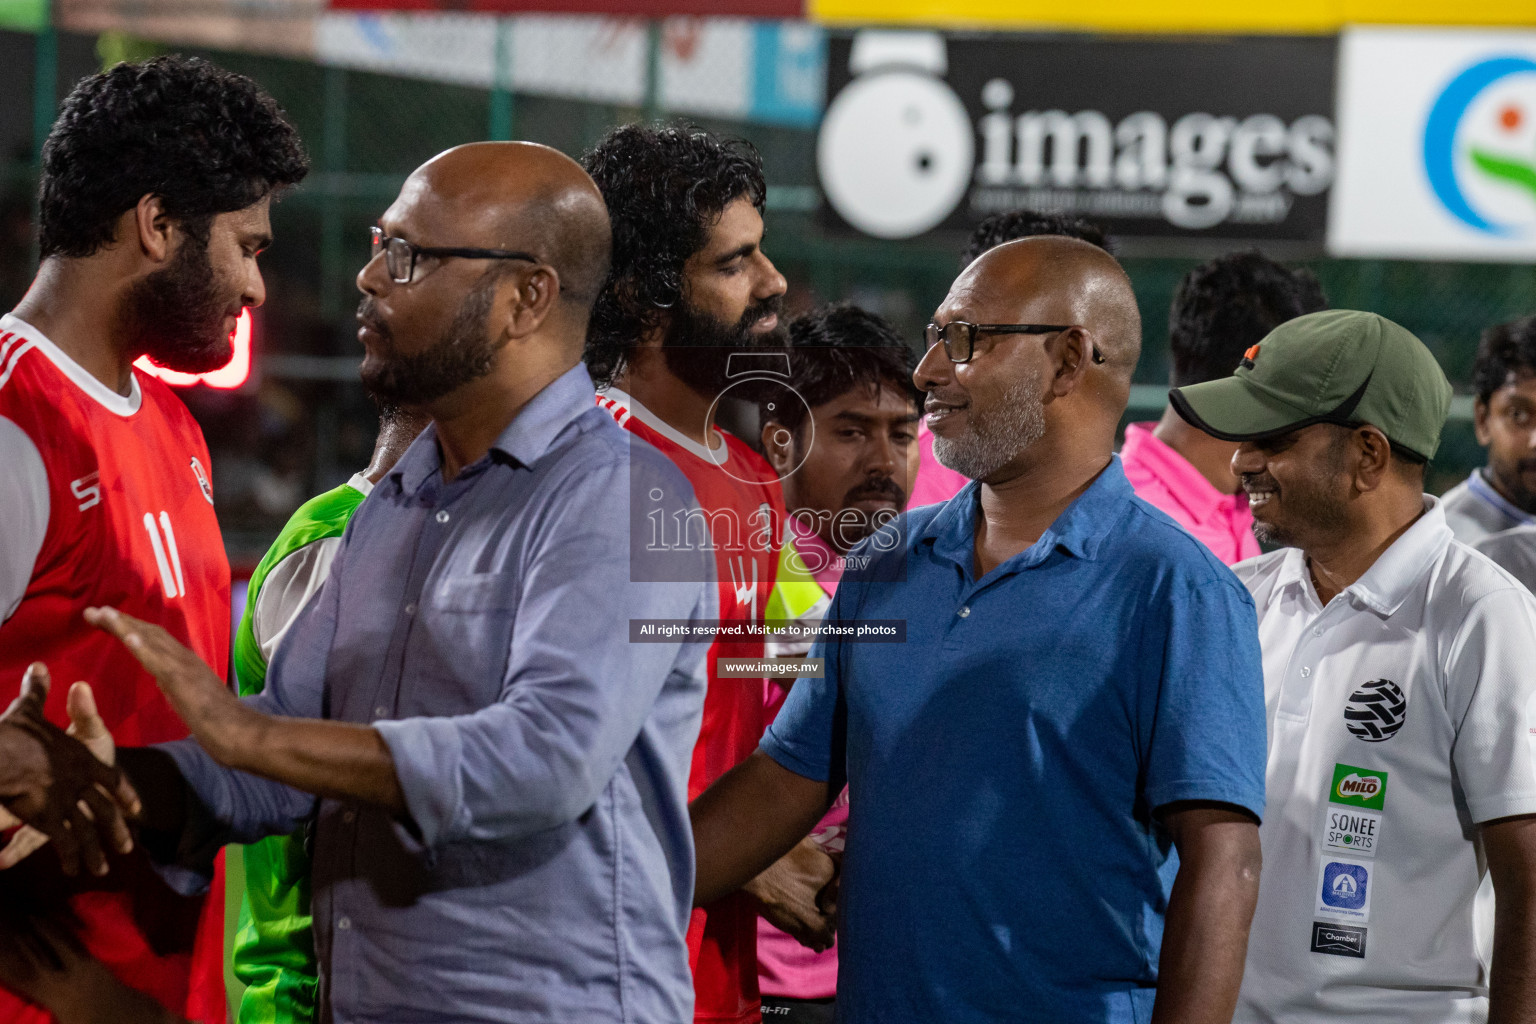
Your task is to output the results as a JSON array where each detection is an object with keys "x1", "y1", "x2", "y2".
[{"x1": 230, "y1": 481, "x2": 367, "y2": 1024}]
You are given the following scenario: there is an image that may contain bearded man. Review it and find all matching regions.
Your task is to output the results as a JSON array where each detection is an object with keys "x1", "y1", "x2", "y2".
[
  {"x1": 583, "y1": 123, "x2": 820, "y2": 1024},
  {"x1": 689, "y1": 237, "x2": 1270, "y2": 1024},
  {"x1": 0, "y1": 55, "x2": 307, "y2": 1023}
]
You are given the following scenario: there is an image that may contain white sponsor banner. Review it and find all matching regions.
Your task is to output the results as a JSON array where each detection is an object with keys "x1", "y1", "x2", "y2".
[
  {"x1": 313, "y1": 13, "x2": 822, "y2": 126},
  {"x1": 315, "y1": 12, "x2": 499, "y2": 88},
  {"x1": 1329, "y1": 26, "x2": 1536, "y2": 262}
]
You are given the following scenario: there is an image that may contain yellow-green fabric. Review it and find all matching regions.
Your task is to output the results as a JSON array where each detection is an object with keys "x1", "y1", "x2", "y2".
[
  {"x1": 765, "y1": 541, "x2": 830, "y2": 627},
  {"x1": 230, "y1": 482, "x2": 367, "y2": 1024}
]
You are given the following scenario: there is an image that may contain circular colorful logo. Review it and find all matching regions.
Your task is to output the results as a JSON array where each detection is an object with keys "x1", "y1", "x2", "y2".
[{"x1": 1423, "y1": 55, "x2": 1536, "y2": 237}]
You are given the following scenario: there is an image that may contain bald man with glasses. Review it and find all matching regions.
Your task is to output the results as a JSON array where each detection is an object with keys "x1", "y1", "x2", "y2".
[
  {"x1": 19, "y1": 142, "x2": 717, "y2": 1024},
  {"x1": 691, "y1": 237, "x2": 1269, "y2": 1024}
]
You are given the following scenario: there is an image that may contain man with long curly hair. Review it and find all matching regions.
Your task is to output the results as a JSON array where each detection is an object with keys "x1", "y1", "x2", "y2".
[
  {"x1": 0, "y1": 55, "x2": 308, "y2": 1022},
  {"x1": 583, "y1": 123, "x2": 822, "y2": 1024}
]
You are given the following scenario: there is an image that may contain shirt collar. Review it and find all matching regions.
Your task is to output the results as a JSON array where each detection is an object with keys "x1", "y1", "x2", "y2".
[
  {"x1": 918, "y1": 456, "x2": 1135, "y2": 572},
  {"x1": 1273, "y1": 496, "x2": 1454, "y2": 618},
  {"x1": 1, "y1": 313, "x2": 143, "y2": 417},
  {"x1": 597, "y1": 385, "x2": 728, "y2": 465},
  {"x1": 1467, "y1": 467, "x2": 1536, "y2": 527},
  {"x1": 389, "y1": 363, "x2": 596, "y2": 495},
  {"x1": 1120, "y1": 422, "x2": 1236, "y2": 525}
]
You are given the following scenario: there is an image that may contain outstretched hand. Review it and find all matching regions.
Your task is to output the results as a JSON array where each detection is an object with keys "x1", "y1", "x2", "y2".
[
  {"x1": 0, "y1": 664, "x2": 139, "y2": 877},
  {"x1": 85, "y1": 606, "x2": 251, "y2": 764},
  {"x1": 0, "y1": 682, "x2": 119, "y2": 869}
]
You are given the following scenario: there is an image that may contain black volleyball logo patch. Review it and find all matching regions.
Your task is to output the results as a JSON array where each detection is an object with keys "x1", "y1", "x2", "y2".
[{"x1": 1344, "y1": 679, "x2": 1407, "y2": 742}]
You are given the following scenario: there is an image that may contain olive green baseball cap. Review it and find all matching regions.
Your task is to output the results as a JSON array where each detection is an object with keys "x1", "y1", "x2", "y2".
[{"x1": 1169, "y1": 310, "x2": 1452, "y2": 461}]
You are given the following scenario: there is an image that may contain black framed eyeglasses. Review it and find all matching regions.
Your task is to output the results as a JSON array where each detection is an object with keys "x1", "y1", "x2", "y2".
[
  {"x1": 369, "y1": 226, "x2": 543, "y2": 285},
  {"x1": 924, "y1": 321, "x2": 1104, "y2": 365}
]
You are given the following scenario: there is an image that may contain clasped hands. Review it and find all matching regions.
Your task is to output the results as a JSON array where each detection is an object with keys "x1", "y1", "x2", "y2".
[
  {"x1": 0, "y1": 664, "x2": 136, "y2": 877},
  {"x1": 744, "y1": 835, "x2": 840, "y2": 952},
  {"x1": 0, "y1": 605, "x2": 247, "y2": 879}
]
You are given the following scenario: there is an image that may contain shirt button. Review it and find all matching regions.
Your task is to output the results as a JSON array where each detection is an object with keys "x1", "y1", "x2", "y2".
[
  {"x1": 1313, "y1": 627, "x2": 1324, "y2": 637},
  {"x1": 1300, "y1": 667, "x2": 1312, "y2": 678},
  {"x1": 404, "y1": 603, "x2": 417, "y2": 616},
  {"x1": 435, "y1": 510, "x2": 450, "y2": 524},
  {"x1": 342, "y1": 810, "x2": 356, "y2": 824},
  {"x1": 337, "y1": 917, "x2": 352, "y2": 931},
  {"x1": 957, "y1": 606, "x2": 971, "y2": 618},
  {"x1": 374, "y1": 706, "x2": 389, "y2": 718}
]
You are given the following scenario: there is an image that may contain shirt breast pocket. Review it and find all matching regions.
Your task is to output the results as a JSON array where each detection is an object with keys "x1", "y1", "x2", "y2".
[
  {"x1": 429, "y1": 572, "x2": 520, "y2": 613},
  {"x1": 410, "y1": 572, "x2": 520, "y2": 711}
]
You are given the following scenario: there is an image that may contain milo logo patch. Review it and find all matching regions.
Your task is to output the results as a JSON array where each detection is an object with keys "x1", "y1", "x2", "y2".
[{"x1": 1331, "y1": 764, "x2": 1387, "y2": 811}]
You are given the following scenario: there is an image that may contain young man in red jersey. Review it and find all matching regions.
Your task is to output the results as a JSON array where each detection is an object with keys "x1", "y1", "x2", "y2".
[
  {"x1": 0, "y1": 55, "x2": 307, "y2": 1022},
  {"x1": 583, "y1": 124, "x2": 801, "y2": 1024}
]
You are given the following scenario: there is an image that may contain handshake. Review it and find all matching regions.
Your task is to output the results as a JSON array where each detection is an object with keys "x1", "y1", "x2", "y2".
[{"x1": 0, "y1": 662, "x2": 137, "y2": 879}]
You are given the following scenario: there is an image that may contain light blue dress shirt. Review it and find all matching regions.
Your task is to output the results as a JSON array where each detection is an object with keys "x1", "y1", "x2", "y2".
[{"x1": 163, "y1": 364, "x2": 714, "y2": 1024}]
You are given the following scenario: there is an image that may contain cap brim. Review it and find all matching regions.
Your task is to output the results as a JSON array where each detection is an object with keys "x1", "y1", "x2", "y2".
[{"x1": 1169, "y1": 376, "x2": 1319, "y2": 443}]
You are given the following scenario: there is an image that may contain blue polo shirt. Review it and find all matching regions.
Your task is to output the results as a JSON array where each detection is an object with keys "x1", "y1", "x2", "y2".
[{"x1": 761, "y1": 457, "x2": 1266, "y2": 1024}]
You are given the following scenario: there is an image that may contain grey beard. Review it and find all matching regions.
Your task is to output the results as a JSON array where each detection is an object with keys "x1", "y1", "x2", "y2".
[{"x1": 930, "y1": 369, "x2": 1046, "y2": 483}]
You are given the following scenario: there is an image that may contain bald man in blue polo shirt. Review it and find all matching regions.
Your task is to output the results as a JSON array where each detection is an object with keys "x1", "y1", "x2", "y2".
[{"x1": 692, "y1": 236, "x2": 1268, "y2": 1024}]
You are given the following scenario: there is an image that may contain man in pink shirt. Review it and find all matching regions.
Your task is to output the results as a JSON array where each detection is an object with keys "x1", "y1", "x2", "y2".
[
  {"x1": 753, "y1": 304, "x2": 921, "y2": 1024},
  {"x1": 1121, "y1": 252, "x2": 1326, "y2": 565},
  {"x1": 910, "y1": 210, "x2": 1110, "y2": 507}
]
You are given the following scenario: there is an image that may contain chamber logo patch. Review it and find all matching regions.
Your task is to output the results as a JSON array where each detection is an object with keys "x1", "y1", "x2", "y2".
[
  {"x1": 1310, "y1": 921, "x2": 1367, "y2": 958},
  {"x1": 1344, "y1": 678, "x2": 1407, "y2": 741}
]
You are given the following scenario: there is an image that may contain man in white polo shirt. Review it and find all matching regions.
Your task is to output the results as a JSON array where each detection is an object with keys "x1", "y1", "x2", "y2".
[{"x1": 1171, "y1": 309, "x2": 1536, "y2": 1024}]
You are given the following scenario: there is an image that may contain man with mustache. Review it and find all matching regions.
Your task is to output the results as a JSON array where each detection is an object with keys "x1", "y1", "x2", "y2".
[
  {"x1": 583, "y1": 123, "x2": 799, "y2": 1024},
  {"x1": 30, "y1": 141, "x2": 715, "y2": 1023},
  {"x1": 691, "y1": 236, "x2": 1269, "y2": 1024},
  {"x1": 1170, "y1": 310, "x2": 1536, "y2": 1023},
  {"x1": 0, "y1": 55, "x2": 307, "y2": 1022},
  {"x1": 910, "y1": 212, "x2": 1110, "y2": 509},
  {"x1": 1442, "y1": 314, "x2": 1536, "y2": 544},
  {"x1": 749, "y1": 304, "x2": 920, "y2": 1024}
]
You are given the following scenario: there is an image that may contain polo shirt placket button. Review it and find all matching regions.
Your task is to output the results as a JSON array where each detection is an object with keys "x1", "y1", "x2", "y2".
[
  {"x1": 435, "y1": 510, "x2": 450, "y2": 524},
  {"x1": 957, "y1": 606, "x2": 971, "y2": 618},
  {"x1": 1299, "y1": 667, "x2": 1311, "y2": 678},
  {"x1": 374, "y1": 706, "x2": 388, "y2": 718},
  {"x1": 337, "y1": 917, "x2": 352, "y2": 931}
]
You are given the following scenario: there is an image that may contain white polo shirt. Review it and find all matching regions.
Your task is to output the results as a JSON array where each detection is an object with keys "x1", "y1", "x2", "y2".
[{"x1": 1233, "y1": 498, "x2": 1536, "y2": 1024}]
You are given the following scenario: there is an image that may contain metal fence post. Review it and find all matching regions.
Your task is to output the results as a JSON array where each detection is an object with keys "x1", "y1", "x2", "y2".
[
  {"x1": 488, "y1": 16, "x2": 515, "y2": 141},
  {"x1": 30, "y1": 0, "x2": 55, "y2": 269},
  {"x1": 644, "y1": 18, "x2": 662, "y2": 124},
  {"x1": 320, "y1": 64, "x2": 349, "y2": 321}
]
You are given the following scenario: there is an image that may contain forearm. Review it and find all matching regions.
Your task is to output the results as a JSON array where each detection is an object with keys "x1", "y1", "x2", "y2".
[
  {"x1": 220, "y1": 711, "x2": 404, "y2": 813},
  {"x1": 1490, "y1": 899, "x2": 1536, "y2": 1024},
  {"x1": 1486, "y1": 816, "x2": 1536, "y2": 1024},
  {"x1": 692, "y1": 749, "x2": 834, "y2": 908},
  {"x1": 1152, "y1": 814, "x2": 1262, "y2": 1024}
]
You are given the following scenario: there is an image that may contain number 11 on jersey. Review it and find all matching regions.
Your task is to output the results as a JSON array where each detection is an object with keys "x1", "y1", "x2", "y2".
[{"x1": 143, "y1": 511, "x2": 186, "y2": 599}]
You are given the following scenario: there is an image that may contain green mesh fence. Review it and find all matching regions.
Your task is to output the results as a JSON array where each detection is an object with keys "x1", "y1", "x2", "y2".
[{"x1": 1, "y1": 28, "x2": 1533, "y2": 554}]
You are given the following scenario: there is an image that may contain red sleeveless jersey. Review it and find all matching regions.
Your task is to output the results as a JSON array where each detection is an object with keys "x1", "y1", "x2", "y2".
[
  {"x1": 0, "y1": 315, "x2": 230, "y2": 1023},
  {"x1": 598, "y1": 389, "x2": 781, "y2": 1024}
]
